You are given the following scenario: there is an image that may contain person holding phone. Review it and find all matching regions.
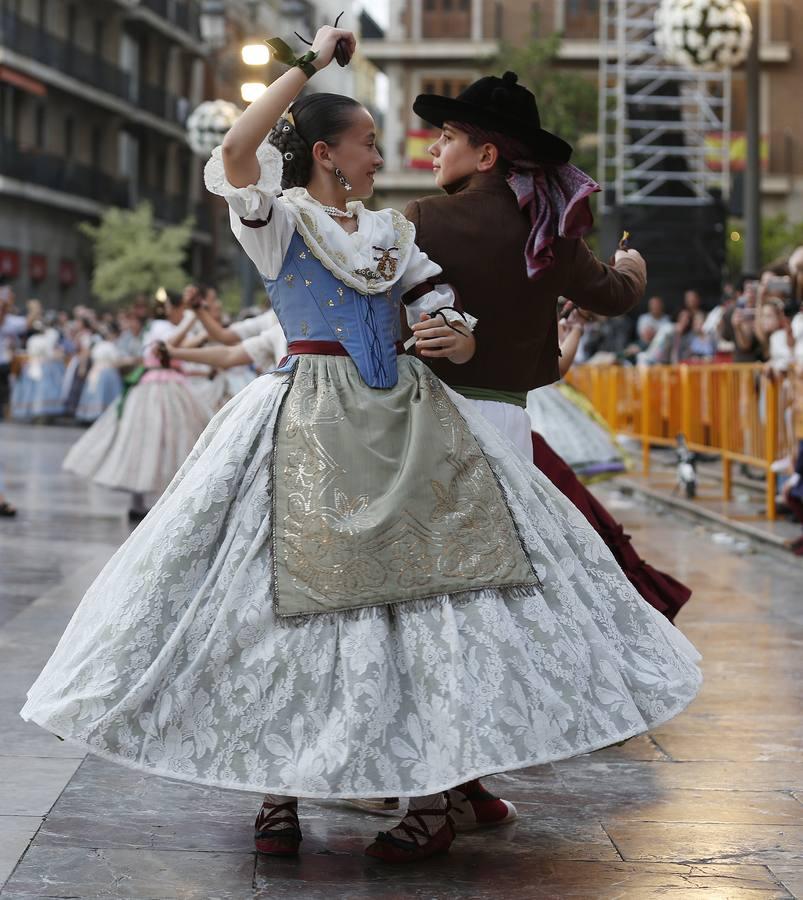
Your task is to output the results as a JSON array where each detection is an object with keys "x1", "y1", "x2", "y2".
[{"x1": 721, "y1": 276, "x2": 764, "y2": 362}]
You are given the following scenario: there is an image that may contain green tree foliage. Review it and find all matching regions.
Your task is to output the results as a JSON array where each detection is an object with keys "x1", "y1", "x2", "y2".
[
  {"x1": 489, "y1": 31, "x2": 599, "y2": 175},
  {"x1": 79, "y1": 203, "x2": 194, "y2": 305},
  {"x1": 727, "y1": 214, "x2": 803, "y2": 277}
]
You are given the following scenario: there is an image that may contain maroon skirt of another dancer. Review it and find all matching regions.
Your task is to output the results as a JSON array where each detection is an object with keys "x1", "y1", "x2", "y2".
[{"x1": 532, "y1": 432, "x2": 691, "y2": 622}]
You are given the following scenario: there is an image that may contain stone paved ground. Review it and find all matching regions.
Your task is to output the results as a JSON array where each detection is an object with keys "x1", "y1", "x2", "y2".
[{"x1": 1, "y1": 423, "x2": 802, "y2": 899}]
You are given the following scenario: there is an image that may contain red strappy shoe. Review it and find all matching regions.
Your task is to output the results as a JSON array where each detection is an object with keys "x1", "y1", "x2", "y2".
[
  {"x1": 254, "y1": 799, "x2": 302, "y2": 857},
  {"x1": 364, "y1": 797, "x2": 455, "y2": 863},
  {"x1": 447, "y1": 779, "x2": 517, "y2": 832}
]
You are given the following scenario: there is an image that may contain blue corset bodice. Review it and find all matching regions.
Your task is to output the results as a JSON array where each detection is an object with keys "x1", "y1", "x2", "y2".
[{"x1": 263, "y1": 232, "x2": 404, "y2": 389}]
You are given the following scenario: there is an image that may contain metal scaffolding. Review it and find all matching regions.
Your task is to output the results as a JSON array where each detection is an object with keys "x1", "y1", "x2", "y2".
[{"x1": 597, "y1": 0, "x2": 732, "y2": 213}]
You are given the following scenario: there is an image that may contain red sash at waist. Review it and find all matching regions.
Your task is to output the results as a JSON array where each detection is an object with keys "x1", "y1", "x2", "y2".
[{"x1": 279, "y1": 340, "x2": 406, "y2": 367}]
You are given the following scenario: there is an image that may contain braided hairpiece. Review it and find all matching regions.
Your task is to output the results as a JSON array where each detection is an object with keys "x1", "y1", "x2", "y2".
[{"x1": 267, "y1": 115, "x2": 313, "y2": 189}]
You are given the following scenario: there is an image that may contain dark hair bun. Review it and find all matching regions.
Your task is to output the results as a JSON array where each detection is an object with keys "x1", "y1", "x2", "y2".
[{"x1": 268, "y1": 116, "x2": 312, "y2": 190}]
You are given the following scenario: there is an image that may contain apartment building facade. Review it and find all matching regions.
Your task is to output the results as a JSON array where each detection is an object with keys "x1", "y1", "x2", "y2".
[
  {"x1": 364, "y1": 0, "x2": 801, "y2": 219},
  {"x1": 0, "y1": 0, "x2": 209, "y2": 307}
]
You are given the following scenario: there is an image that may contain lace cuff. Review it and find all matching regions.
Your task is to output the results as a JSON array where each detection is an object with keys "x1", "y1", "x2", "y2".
[
  {"x1": 437, "y1": 306, "x2": 478, "y2": 332},
  {"x1": 404, "y1": 284, "x2": 478, "y2": 333},
  {"x1": 203, "y1": 140, "x2": 283, "y2": 220}
]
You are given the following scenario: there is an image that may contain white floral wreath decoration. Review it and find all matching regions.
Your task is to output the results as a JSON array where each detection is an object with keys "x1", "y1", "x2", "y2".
[
  {"x1": 654, "y1": 0, "x2": 753, "y2": 71},
  {"x1": 186, "y1": 100, "x2": 242, "y2": 158}
]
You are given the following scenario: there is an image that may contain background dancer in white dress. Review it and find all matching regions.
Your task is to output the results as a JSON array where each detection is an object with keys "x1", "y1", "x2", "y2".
[
  {"x1": 177, "y1": 285, "x2": 264, "y2": 412},
  {"x1": 22, "y1": 26, "x2": 701, "y2": 867},
  {"x1": 62, "y1": 290, "x2": 211, "y2": 520},
  {"x1": 61, "y1": 316, "x2": 96, "y2": 418},
  {"x1": 161, "y1": 293, "x2": 287, "y2": 382},
  {"x1": 526, "y1": 378, "x2": 627, "y2": 480},
  {"x1": 74, "y1": 337, "x2": 124, "y2": 423},
  {"x1": 11, "y1": 327, "x2": 65, "y2": 421}
]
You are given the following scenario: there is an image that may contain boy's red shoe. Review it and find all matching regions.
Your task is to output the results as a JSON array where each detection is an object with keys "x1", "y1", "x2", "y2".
[{"x1": 447, "y1": 779, "x2": 517, "y2": 832}]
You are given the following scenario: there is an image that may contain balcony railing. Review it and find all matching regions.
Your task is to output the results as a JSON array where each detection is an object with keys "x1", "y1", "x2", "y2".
[
  {"x1": 138, "y1": 187, "x2": 204, "y2": 227},
  {"x1": 0, "y1": 11, "x2": 129, "y2": 100},
  {"x1": 139, "y1": 83, "x2": 190, "y2": 125},
  {"x1": 0, "y1": 141, "x2": 206, "y2": 229},
  {"x1": 141, "y1": 0, "x2": 202, "y2": 39},
  {"x1": 136, "y1": 193, "x2": 211, "y2": 230},
  {"x1": 0, "y1": 11, "x2": 189, "y2": 126},
  {"x1": 0, "y1": 139, "x2": 131, "y2": 207}
]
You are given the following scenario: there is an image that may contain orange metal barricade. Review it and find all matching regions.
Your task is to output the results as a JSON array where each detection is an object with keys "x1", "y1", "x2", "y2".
[{"x1": 565, "y1": 364, "x2": 798, "y2": 520}]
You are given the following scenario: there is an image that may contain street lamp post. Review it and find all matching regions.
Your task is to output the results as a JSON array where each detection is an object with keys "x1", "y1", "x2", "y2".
[
  {"x1": 743, "y1": 0, "x2": 762, "y2": 274},
  {"x1": 237, "y1": 41, "x2": 272, "y2": 308}
]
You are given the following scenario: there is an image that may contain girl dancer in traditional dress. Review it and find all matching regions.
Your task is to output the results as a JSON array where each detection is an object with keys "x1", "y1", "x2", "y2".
[
  {"x1": 62, "y1": 291, "x2": 210, "y2": 520},
  {"x1": 526, "y1": 380, "x2": 627, "y2": 480},
  {"x1": 11, "y1": 326, "x2": 65, "y2": 421},
  {"x1": 22, "y1": 28, "x2": 701, "y2": 864},
  {"x1": 526, "y1": 303, "x2": 627, "y2": 482},
  {"x1": 530, "y1": 305, "x2": 690, "y2": 620},
  {"x1": 178, "y1": 286, "x2": 263, "y2": 412},
  {"x1": 188, "y1": 287, "x2": 286, "y2": 375},
  {"x1": 61, "y1": 316, "x2": 97, "y2": 417},
  {"x1": 160, "y1": 290, "x2": 287, "y2": 388},
  {"x1": 74, "y1": 333, "x2": 124, "y2": 423}
]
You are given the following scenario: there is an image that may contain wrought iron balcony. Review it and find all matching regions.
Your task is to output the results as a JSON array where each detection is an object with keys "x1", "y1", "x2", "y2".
[
  {"x1": 0, "y1": 11, "x2": 129, "y2": 101},
  {"x1": 0, "y1": 11, "x2": 190, "y2": 126},
  {"x1": 0, "y1": 141, "x2": 206, "y2": 228},
  {"x1": 0, "y1": 139, "x2": 131, "y2": 208},
  {"x1": 140, "y1": 0, "x2": 202, "y2": 39}
]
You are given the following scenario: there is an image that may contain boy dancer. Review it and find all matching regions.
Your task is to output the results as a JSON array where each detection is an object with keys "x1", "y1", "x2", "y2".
[{"x1": 403, "y1": 72, "x2": 691, "y2": 827}]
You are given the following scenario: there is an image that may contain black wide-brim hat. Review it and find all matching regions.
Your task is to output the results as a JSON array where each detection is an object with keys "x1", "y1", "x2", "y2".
[{"x1": 413, "y1": 71, "x2": 572, "y2": 165}]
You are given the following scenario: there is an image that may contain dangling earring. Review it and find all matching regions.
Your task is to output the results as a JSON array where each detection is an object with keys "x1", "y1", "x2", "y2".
[{"x1": 335, "y1": 167, "x2": 353, "y2": 192}]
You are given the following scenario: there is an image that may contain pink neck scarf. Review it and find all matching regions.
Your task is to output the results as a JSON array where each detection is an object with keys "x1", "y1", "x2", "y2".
[{"x1": 454, "y1": 124, "x2": 600, "y2": 281}]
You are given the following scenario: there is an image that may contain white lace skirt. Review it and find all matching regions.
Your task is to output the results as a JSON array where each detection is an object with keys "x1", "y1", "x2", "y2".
[
  {"x1": 63, "y1": 375, "x2": 210, "y2": 496},
  {"x1": 24, "y1": 358, "x2": 701, "y2": 799}
]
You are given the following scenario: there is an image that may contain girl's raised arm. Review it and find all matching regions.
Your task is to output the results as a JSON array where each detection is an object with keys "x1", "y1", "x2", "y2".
[{"x1": 222, "y1": 27, "x2": 356, "y2": 188}]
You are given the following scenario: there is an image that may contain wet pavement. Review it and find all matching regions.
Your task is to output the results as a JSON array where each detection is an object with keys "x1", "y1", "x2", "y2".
[{"x1": 1, "y1": 422, "x2": 802, "y2": 898}]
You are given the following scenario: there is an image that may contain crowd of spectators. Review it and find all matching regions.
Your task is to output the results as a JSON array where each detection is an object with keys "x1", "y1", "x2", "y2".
[
  {"x1": 575, "y1": 268, "x2": 803, "y2": 372},
  {"x1": 0, "y1": 282, "x2": 261, "y2": 422}
]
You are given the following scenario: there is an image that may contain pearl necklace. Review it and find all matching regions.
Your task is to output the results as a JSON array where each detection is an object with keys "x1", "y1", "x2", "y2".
[{"x1": 320, "y1": 204, "x2": 354, "y2": 218}]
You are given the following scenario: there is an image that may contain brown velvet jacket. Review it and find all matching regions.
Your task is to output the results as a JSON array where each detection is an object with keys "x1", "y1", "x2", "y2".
[{"x1": 404, "y1": 171, "x2": 646, "y2": 392}]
